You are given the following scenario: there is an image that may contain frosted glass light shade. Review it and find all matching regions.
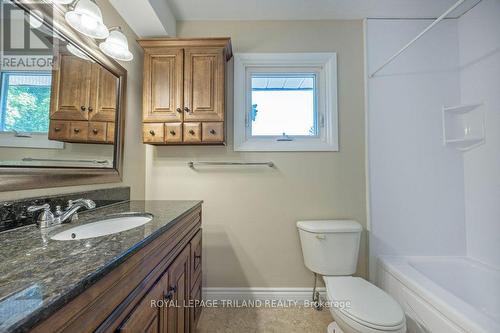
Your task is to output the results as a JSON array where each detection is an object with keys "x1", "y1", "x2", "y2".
[
  {"x1": 99, "y1": 29, "x2": 133, "y2": 61},
  {"x1": 67, "y1": 44, "x2": 93, "y2": 62},
  {"x1": 52, "y1": 0, "x2": 74, "y2": 4},
  {"x1": 65, "y1": 0, "x2": 109, "y2": 39}
]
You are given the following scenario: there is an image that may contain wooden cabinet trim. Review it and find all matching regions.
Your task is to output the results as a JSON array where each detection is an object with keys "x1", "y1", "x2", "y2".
[
  {"x1": 183, "y1": 48, "x2": 225, "y2": 122},
  {"x1": 50, "y1": 54, "x2": 92, "y2": 121},
  {"x1": 143, "y1": 49, "x2": 184, "y2": 123}
]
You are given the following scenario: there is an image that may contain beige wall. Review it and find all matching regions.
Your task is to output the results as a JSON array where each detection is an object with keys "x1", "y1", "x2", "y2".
[
  {"x1": 146, "y1": 20, "x2": 367, "y2": 287},
  {"x1": 0, "y1": 0, "x2": 145, "y2": 201}
]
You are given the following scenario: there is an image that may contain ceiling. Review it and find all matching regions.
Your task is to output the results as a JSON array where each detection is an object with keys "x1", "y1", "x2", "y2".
[{"x1": 166, "y1": 0, "x2": 481, "y2": 21}]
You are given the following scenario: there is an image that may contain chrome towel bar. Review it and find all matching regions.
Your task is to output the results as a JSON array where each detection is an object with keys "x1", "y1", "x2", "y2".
[{"x1": 188, "y1": 161, "x2": 274, "y2": 168}]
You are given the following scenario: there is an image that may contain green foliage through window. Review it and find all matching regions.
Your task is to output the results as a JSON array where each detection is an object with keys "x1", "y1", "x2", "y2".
[{"x1": 0, "y1": 72, "x2": 51, "y2": 133}]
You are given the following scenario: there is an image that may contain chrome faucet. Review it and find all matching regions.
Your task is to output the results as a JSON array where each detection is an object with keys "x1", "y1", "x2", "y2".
[{"x1": 27, "y1": 199, "x2": 96, "y2": 228}]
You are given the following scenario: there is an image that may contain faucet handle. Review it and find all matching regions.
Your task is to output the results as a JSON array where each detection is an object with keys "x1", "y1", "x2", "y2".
[
  {"x1": 27, "y1": 204, "x2": 54, "y2": 228},
  {"x1": 68, "y1": 199, "x2": 96, "y2": 209},
  {"x1": 27, "y1": 203, "x2": 50, "y2": 213}
]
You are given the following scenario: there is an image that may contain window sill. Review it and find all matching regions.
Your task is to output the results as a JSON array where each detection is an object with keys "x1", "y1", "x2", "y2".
[{"x1": 0, "y1": 133, "x2": 64, "y2": 149}]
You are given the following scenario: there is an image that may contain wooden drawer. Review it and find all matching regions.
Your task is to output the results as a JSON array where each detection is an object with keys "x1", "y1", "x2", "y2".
[
  {"x1": 202, "y1": 122, "x2": 223, "y2": 143},
  {"x1": 183, "y1": 123, "x2": 201, "y2": 143},
  {"x1": 190, "y1": 230, "x2": 202, "y2": 289},
  {"x1": 69, "y1": 121, "x2": 88, "y2": 142},
  {"x1": 107, "y1": 122, "x2": 115, "y2": 143},
  {"x1": 88, "y1": 122, "x2": 107, "y2": 142},
  {"x1": 190, "y1": 273, "x2": 202, "y2": 331},
  {"x1": 48, "y1": 121, "x2": 70, "y2": 141},
  {"x1": 165, "y1": 123, "x2": 182, "y2": 143},
  {"x1": 143, "y1": 123, "x2": 165, "y2": 143}
]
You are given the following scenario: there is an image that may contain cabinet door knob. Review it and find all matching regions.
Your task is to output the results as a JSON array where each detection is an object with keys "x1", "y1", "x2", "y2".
[
  {"x1": 80, "y1": 106, "x2": 86, "y2": 111},
  {"x1": 184, "y1": 107, "x2": 190, "y2": 113},
  {"x1": 169, "y1": 130, "x2": 176, "y2": 135},
  {"x1": 176, "y1": 108, "x2": 182, "y2": 113},
  {"x1": 210, "y1": 129, "x2": 216, "y2": 135},
  {"x1": 88, "y1": 107, "x2": 93, "y2": 112},
  {"x1": 73, "y1": 128, "x2": 80, "y2": 133},
  {"x1": 189, "y1": 130, "x2": 195, "y2": 135},
  {"x1": 164, "y1": 285, "x2": 177, "y2": 301},
  {"x1": 54, "y1": 127, "x2": 61, "y2": 132},
  {"x1": 149, "y1": 130, "x2": 155, "y2": 136},
  {"x1": 92, "y1": 128, "x2": 98, "y2": 134}
]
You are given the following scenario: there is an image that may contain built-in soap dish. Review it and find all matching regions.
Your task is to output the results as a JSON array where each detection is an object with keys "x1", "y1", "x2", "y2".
[{"x1": 442, "y1": 103, "x2": 485, "y2": 152}]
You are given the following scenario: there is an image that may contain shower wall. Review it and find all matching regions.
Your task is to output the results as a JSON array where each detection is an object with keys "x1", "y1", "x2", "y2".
[
  {"x1": 459, "y1": 0, "x2": 500, "y2": 268},
  {"x1": 367, "y1": 0, "x2": 500, "y2": 277},
  {"x1": 365, "y1": 19, "x2": 466, "y2": 277}
]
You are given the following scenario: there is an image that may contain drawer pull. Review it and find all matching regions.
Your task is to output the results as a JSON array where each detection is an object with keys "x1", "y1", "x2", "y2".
[
  {"x1": 149, "y1": 130, "x2": 155, "y2": 136},
  {"x1": 210, "y1": 129, "x2": 216, "y2": 135},
  {"x1": 169, "y1": 130, "x2": 176, "y2": 136},
  {"x1": 54, "y1": 127, "x2": 61, "y2": 132},
  {"x1": 92, "y1": 128, "x2": 99, "y2": 134},
  {"x1": 73, "y1": 128, "x2": 80, "y2": 133},
  {"x1": 80, "y1": 106, "x2": 86, "y2": 111},
  {"x1": 189, "y1": 130, "x2": 195, "y2": 135}
]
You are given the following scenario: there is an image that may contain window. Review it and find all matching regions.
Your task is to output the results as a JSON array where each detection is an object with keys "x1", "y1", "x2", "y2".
[
  {"x1": 0, "y1": 72, "x2": 52, "y2": 133},
  {"x1": 234, "y1": 53, "x2": 338, "y2": 151},
  {"x1": 0, "y1": 71, "x2": 62, "y2": 149},
  {"x1": 251, "y1": 74, "x2": 317, "y2": 136}
]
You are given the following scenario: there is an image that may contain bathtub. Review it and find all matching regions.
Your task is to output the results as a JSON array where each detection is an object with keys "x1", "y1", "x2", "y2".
[{"x1": 377, "y1": 256, "x2": 500, "y2": 333}]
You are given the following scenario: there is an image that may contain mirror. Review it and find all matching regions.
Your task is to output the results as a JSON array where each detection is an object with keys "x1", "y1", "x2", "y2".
[
  {"x1": 0, "y1": 0, "x2": 127, "y2": 190},
  {"x1": 0, "y1": 1, "x2": 118, "y2": 168}
]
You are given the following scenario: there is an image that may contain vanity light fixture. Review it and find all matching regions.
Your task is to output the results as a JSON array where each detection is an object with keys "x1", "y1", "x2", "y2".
[
  {"x1": 52, "y1": 0, "x2": 75, "y2": 4},
  {"x1": 66, "y1": 43, "x2": 94, "y2": 62},
  {"x1": 65, "y1": 0, "x2": 109, "y2": 39},
  {"x1": 99, "y1": 27, "x2": 133, "y2": 62}
]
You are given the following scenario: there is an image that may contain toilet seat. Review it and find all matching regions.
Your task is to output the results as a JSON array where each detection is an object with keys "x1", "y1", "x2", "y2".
[{"x1": 324, "y1": 276, "x2": 406, "y2": 332}]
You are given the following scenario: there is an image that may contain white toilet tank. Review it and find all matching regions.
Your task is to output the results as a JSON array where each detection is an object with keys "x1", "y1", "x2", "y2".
[{"x1": 297, "y1": 220, "x2": 362, "y2": 276}]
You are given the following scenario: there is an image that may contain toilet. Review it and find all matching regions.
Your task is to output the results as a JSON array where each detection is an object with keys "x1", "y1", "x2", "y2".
[{"x1": 297, "y1": 220, "x2": 406, "y2": 333}]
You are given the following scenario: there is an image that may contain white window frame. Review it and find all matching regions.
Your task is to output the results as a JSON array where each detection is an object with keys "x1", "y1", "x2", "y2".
[
  {"x1": 0, "y1": 71, "x2": 63, "y2": 149},
  {"x1": 234, "y1": 53, "x2": 338, "y2": 152}
]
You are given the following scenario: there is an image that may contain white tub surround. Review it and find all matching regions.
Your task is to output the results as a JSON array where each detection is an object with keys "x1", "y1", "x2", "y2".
[{"x1": 378, "y1": 256, "x2": 500, "y2": 333}]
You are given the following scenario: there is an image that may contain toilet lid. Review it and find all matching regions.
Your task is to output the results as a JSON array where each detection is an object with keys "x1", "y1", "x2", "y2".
[{"x1": 324, "y1": 276, "x2": 405, "y2": 329}]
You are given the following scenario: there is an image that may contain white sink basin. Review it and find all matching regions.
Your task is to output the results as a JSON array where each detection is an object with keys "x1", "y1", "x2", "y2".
[{"x1": 51, "y1": 213, "x2": 153, "y2": 241}]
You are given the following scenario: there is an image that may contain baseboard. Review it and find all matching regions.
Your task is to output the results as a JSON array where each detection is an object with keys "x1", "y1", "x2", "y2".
[{"x1": 202, "y1": 287, "x2": 327, "y2": 303}]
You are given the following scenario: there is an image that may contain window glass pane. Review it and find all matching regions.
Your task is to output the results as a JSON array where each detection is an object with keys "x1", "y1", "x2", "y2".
[
  {"x1": 250, "y1": 74, "x2": 316, "y2": 136},
  {"x1": 1, "y1": 72, "x2": 51, "y2": 133}
]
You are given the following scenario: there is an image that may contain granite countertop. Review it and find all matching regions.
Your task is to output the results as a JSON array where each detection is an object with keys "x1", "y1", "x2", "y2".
[{"x1": 0, "y1": 200, "x2": 202, "y2": 333}]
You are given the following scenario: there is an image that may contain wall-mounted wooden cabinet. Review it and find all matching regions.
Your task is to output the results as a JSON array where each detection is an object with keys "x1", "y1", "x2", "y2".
[
  {"x1": 139, "y1": 38, "x2": 232, "y2": 145},
  {"x1": 48, "y1": 54, "x2": 117, "y2": 144}
]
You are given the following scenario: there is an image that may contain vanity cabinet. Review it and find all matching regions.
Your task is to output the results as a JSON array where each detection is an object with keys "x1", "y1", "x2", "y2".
[
  {"x1": 32, "y1": 205, "x2": 203, "y2": 333},
  {"x1": 48, "y1": 54, "x2": 117, "y2": 144},
  {"x1": 139, "y1": 38, "x2": 232, "y2": 145}
]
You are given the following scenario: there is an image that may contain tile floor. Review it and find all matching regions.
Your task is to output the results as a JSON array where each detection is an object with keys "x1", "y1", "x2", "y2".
[{"x1": 196, "y1": 306, "x2": 333, "y2": 332}]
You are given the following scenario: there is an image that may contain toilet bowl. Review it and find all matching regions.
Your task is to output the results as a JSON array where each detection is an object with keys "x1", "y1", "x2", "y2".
[
  {"x1": 324, "y1": 276, "x2": 406, "y2": 333},
  {"x1": 296, "y1": 220, "x2": 406, "y2": 333}
]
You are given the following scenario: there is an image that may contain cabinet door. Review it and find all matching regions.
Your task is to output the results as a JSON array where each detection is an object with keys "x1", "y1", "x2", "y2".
[
  {"x1": 184, "y1": 48, "x2": 225, "y2": 122},
  {"x1": 163, "y1": 246, "x2": 190, "y2": 333},
  {"x1": 50, "y1": 54, "x2": 92, "y2": 120},
  {"x1": 89, "y1": 64, "x2": 117, "y2": 122},
  {"x1": 118, "y1": 279, "x2": 163, "y2": 333},
  {"x1": 143, "y1": 48, "x2": 184, "y2": 123}
]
